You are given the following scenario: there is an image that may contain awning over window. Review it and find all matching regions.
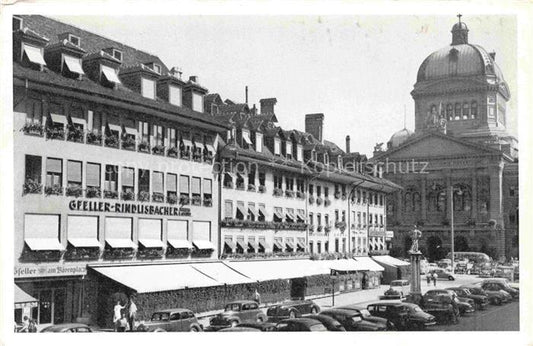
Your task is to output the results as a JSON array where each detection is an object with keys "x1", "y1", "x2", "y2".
[
  {"x1": 139, "y1": 239, "x2": 164, "y2": 248},
  {"x1": 372, "y1": 255, "x2": 410, "y2": 267},
  {"x1": 101, "y1": 65, "x2": 121, "y2": 84},
  {"x1": 258, "y1": 205, "x2": 268, "y2": 219},
  {"x1": 236, "y1": 204, "x2": 247, "y2": 217},
  {"x1": 224, "y1": 238, "x2": 235, "y2": 249},
  {"x1": 274, "y1": 209, "x2": 284, "y2": 220},
  {"x1": 258, "y1": 238, "x2": 267, "y2": 249},
  {"x1": 15, "y1": 285, "x2": 38, "y2": 309},
  {"x1": 297, "y1": 210, "x2": 306, "y2": 222},
  {"x1": 273, "y1": 239, "x2": 283, "y2": 249},
  {"x1": 193, "y1": 141, "x2": 204, "y2": 151},
  {"x1": 63, "y1": 55, "x2": 84, "y2": 75},
  {"x1": 106, "y1": 239, "x2": 137, "y2": 249},
  {"x1": 23, "y1": 44, "x2": 46, "y2": 65},
  {"x1": 68, "y1": 238, "x2": 101, "y2": 248},
  {"x1": 50, "y1": 114, "x2": 67, "y2": 124},
  {"x1": 236, "y1": 238, "x2": 247, "y2": 250},
  {"x1": 248, "y1": 205, "x2": 258, "y2": 218},
  {"x1": 286, "y1": 210, "x2": 296, "y2": 222},
  {"x1": 181, "y1": 139, "x2": 192, "y2": 148},
  {"x1": 296, "y1": 239, "x2": 306, "y2": 249},
  {"x1": 167, "y1": 239, "x2": 193, "y2": 249},
  {"x1": 205, "y1": 143, "x2": 215, "y2": 153},
  {"x1": 248, "y1": 238, "x2": 257, "y2": 250},
  {"x1": 193, "y1": 240, "x2": 215, "y2": 250},
  {"x1": 285, "y1": 239, "x2": 294, "y2": 250},
  {"x1": 242, "y1": 131, "x2": 252, "y2": 145},
  {"x1": 25, "y1": 238, "x2": 63, "y2": 251}
]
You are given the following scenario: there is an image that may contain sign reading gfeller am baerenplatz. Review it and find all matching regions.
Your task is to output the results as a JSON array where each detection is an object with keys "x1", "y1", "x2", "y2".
[
  {"x1": 68, "y1": 199, "x2": 191, "y2": 216},
  {"x1": 15, "y1": 264, "x2": 88, "y2": 278}
]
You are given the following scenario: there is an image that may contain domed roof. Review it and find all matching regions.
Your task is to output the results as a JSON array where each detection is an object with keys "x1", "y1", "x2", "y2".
[
  {"x1": 452, "y1": 21, "x2": 468, "y2": 31},
  {"x1": 389, "y1": 128, "x2": 413, "y2": 148},
  {"x1": 417, "y1": 43, "x2": 505, "y2": 83}
]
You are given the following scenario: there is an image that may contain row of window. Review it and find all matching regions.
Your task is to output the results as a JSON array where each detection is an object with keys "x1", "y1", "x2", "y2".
[
  {"x1": 223, "y1": 236, "x2": 307, "y2": 254},
  {"x1": 23, "y1": 214, "x2": 213, "y2": 251},
  {"x1": 308, "y1": 211, "x2": 384, "y2": 227},
  {"x1": 24, "y1": 155, "x2": 212, "y2": 205},
  {"x1": 429, "y1": 101, "x2": 479, "y2": 121}
]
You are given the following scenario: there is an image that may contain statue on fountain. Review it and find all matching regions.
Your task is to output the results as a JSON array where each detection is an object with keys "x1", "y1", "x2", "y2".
[{"x1": 409, "y1": 227, "x2": 422, "y2": 254}]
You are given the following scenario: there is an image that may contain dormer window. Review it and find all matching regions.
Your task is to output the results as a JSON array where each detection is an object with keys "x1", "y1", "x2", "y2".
[
  {"x1": 112, "y1": 49, "x2": 123, "y2": 62},
  {"x1": 255, "y1": 132, "x2": 263, "y2": 152},
  {"x1": 153, "y1": 64, "x2": 161, "y2": 74},
  {"x1": 13, "y1": 16, "x2": 22, "y2": 31},
  {"x1": 192, "y1": 92, "x2": 204, "y2": 112},
  {"x1": 274, "y1": 138, "x2": 281, "y2": 155},
  {"x1": 101, "y1": 65, "x2": 121, "y2": 86},
  {"x1": 286, "y1": 141, "x2": 293, "y2": 159},
  {"x1": 22, "y1": 43, "x2": 46, "y2": 68},
  {"x1": 169, "y1": 85, "x2": 182, "y2": 106},
  {"x1": 62, "y1": 54, "x2": 84, "y2": 77},
  {"x1": 211, "y1": 104, "x2": 218, "y2": 115},
  {"x1": 242, "y1": 129, "x2": 252, "y2": 149},
  {"x1": 297, "y1": 144, "x2": 303, "y2": 161},
  {"x1": 141, "y1": 77, "x2": 156, "y2": 99},
  {"x1": 324, "y1": 152, "x2": 329, "y2": 165},
  {"x1": 68, "y1": 34, "x2": 80, "y2": 47}
]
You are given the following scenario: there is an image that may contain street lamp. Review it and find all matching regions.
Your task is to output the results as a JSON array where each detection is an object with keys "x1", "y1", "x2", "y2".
[{"x1": 449, "y1": 185, "x2": 463, "y2": 274}]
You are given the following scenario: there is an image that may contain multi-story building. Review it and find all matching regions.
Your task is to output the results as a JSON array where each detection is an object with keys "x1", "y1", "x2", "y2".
[{"x1": 372, "y1": 17, "x2": 519, "y2": 261}]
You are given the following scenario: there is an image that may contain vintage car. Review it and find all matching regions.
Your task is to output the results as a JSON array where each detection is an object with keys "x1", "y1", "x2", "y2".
[
  {"x1": 337, "y1": 304, "x2": 393, "y2": 330},
  {"x1": 420, "y1": 292, "x2": 459, "y2": 324},
  {"x1": 303, "y1": 314, "x2": 346, "y2": 331},
  {"x1": 481, "y1": 279, "x2": 519, "y2": 299},
  {"x1": 460, "y1": 285, "x2": 511, "y2": 305},
  {"x1": 266, "y1": 299, "x2": 320, "y2": 322},
  {"x1": 319, "y1": 308, "x2": 386, "y2": 331},
  {"x1": 366, "y1": 302, "x2": 436, "y2": 330},
  {"x1": 136, "y1": 309, "x2": 203, "y2": 332},
  {"x1": 429, "y1": 268, "x2": 456, "y2": 281},
  {"x1": 41, "y1": 323, "x2": 97, "y2": 333},
  {"x1": 446, "y1": 287, "x2": 489, "y2": 310},
  {"x1": 424, "y1": 290, "x2": 474, "y2": 316},
  {"x1": 208, "y1": 300, "x2": 267, "y2": 331},
  {"x1": 274, "y1": 318, "x2": 328, "y2": 332}
]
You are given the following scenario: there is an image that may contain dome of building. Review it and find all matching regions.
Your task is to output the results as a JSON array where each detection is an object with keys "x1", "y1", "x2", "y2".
[{"x1": 389, "y1": 128, "x2": 413, "y2": 148}]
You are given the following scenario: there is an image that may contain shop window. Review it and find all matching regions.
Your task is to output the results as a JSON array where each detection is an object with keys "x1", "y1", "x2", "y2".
[
  {"x1": 454, "y1": 103, "x2": 461, "y2": 120},
  {"x1": 179, "y1": 175, "x2": 190, "y2": 205},
  {"x1": 166, "y1": 173, "x2": 177, "y2": 203},
  {"x1": 224, "y1": 200, "x2": 233, "y2": 220},
  {"x1": 138, "y1": 169, "x2": 150, "y2": 200},
  {"x1": 191, "y1": 177, "x2": 201, "y2": 205}
]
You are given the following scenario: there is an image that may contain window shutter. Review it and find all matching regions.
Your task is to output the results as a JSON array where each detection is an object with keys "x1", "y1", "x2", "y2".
[
  {"x1": 67, "y1": 160, "x2": 82, "y2": 183},
  {"x1": 179, "y1": 175, "x2": 189, "y2": 193},
  {"x1": 121, "y1": 167, "x2": 134, "y2": 187},
  {"x1": 47, "y1": 158, "x2": 62, "y2": 174},
  {"x1": 152, "y1": 172, "x2": 163, "y2": 193},
  {"x1": 203, "y1": 179, "x2": 212, "y2": 194},
  {"x1": 192, "y1": 177, "x2": 201, "y2": 194},
  {"x1": 86, "y1": 163, "x2": 100, "y2": 187},
  {"x1": 166, "y1": 173, "x2": 177, "y2": 192}
]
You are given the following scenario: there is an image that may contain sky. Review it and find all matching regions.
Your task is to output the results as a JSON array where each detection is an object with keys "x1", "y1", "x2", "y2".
[{"x1": 55, "y1": 15, "x2": 517, "y2": 156}]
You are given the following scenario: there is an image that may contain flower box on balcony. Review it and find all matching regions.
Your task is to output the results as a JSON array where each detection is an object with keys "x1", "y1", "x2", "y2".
[
  {"x1": 152, "y1": 192, "x2": 165, "y2": 203},
  {"x1": 335, "y1": 221, "x2": 347, "y2": 231},
  {"x1": 66, "y1": 185, "x2": 83, "y2": 197},
  {"x1": 324, "y1": 199, "x2": 331, "y2": 207},
  {"x1": 166, "y1": 247, "x2": 191, "y2": 259},
  {"x1": 167, "y1": 146, "x2": 179, "y2": 158},
  {"x1": 86, "y1": 187, "x2": 101, "y2": 198},
  {"x1": 23, "y1": 179, "x2": 42, "y2": 195},
  {"x1": 236, "y1": 182, "x2": 245, "y2": 190},
  {"x1": 179, "y1": 195, "x2": 190, "y2": 205},
  {"x1": 180, "y1": 150, "x2": 191, "y2": 160},
  {"x1": 167, "y1": 194, "x2": 178, "y2": 204},
  {"x1": 121, "y1": 136, "x2": 136, "y2": 151},
  {"x1": 224, "y1": 181, "x2": 234, "y2": 189},
  {"x1": 273, "y1": 188, "x2": 283, "y2": 197},
  {"x1": 22, "y1": 122, "x2": 44, "y2": 137},
  {"x1": 103, "y1": 246, "x2": 135, "y2": 260},
  {"x1": 334, "y1": 192, "x2": 341, "y2": 199},
  {"x1": 203, "y1": 152, "x2": 214, "y2": 163},
  {"x1": 258, "y1": 185, "x2": 266, "y2": 193},
  {"x1": 203, "y1": 197, "x2": 213, "y2": 207},
  {"x1": 103, "y1": 190, "x2": 118, "y2": 199},
  {"x1": 296, "y1": 191, "x2": 305, "y2": 199},
  {"x1": 104, "y1": 135, "x2": 119, "y2": 148},
  {"x1": 285, "y1": 190, "x2": 295, "y2": 198},
  {"x1": 121, "y1": 191, "x2": 135, "y2": 201},
  {"x1": 324, "y1": 225, "x2": 332, "y2": 232},
  {"x1": 247, "y1": 184, "x2": 256, "y2": 192},
  {"x1": 316, "y1": 197, "x2": 323, "y2": 206},
  {"x1": 191, "y1": 195, "x2": 202, "y2": 206},
  {"x1": 86, "y1": 131, "x2": 102, "y2": 145},
  {"x1": 138, "y1": 141, "x2": 150, "y2": 153},
  {"x1": 46, "y1": 127, "x2": 65, "y2": 140},
  {"x1": 45, "y1": 184, "x2": 63, "y2": 196},
  {"x1": 316, "y1": 225, "x2": 323, "y2": 232},
  {"x1": 152, "y1": 145, "x2": 165, "y2": 156},
  {"x1": 138, "y1": 191, "x2": 150, "y2": 202},
  {"x1": 67, "y1": 129, "x2": 84, "y2": 143},
  {"x1": 309, "y1": 196, "x2": 315, "y2": 204},
  {"x1": 64, "y1": 246, "x2": 101, "y2": 261},
  {"x1": 137, "y1": 247, "x2": 164, "y2": 260}
]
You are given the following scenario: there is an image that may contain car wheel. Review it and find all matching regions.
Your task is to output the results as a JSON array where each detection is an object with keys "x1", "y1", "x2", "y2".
[
  {"x1": 256, "y1": 315, "x2": 265, "y2": 323},
  {"x1": 448, "y1": 276, "x2": 455, "y2": 281},
  {"x1": 387, "y1": 321, "x2": 397, "y2": 331},
  {"x1": 289, "y1": 310, "x2": 296, "y2": 319},
  {"x1": 494, "y1": 298, "x2": 502, "y2": 306},
  {"x1": 153, "y1": 328, "x2": 166, "y2": 332},
  {"x1": 189, "y1": 326, "x2": 199, "y2": 332},
  {"x1": 230, "y1": 320, "x2": 238, "y2": 328},
  {"x1": 310, "y1": 307, "x2": 318, "y2": 315}
]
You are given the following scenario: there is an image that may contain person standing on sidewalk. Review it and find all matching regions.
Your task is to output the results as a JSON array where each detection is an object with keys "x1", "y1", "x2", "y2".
[
  {"x1": 426, "y1": 273, "x2": 431, "y2": 285},
  {"x1": 253, "y1": 289, "x2": 261, "y2": 305},
  {"x1": 128, "y1": 296, "x2": 137, "y2": 331},
  {"x1": 113, "y1": 300, "x2": 126, "y2": 332},
  {"x1": 432, "y1": 272, "x2": 438, "y2": 286}
]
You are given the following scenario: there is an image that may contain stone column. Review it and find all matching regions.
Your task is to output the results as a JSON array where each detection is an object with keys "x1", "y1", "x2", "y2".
[
  {"x1": 445, "y1": 171, "x2": 452, "y2": 222},
  {"x1": 421, "y1": 177, "x2": 427, "y2": 221},
  {"x1": 488, "y1": 163, "x2": 504, "y2": 224},
  {"x1": 471, "y1": 170, "x2": 478, "y2": 221},
  {"x1": 409, "y1": 252, "x2": 422, "y2": 304}
]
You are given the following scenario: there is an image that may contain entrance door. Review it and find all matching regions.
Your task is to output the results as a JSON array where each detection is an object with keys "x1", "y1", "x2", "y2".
[
  {"x1": 34, "y1": 288, "x2": 66, "y2": 325},
  {"x1": 38, "y1": 290, "x2": 52, "y2": 324},
  {"x1": 53, "y1": 289, "x2": 66, "y2": 324}
]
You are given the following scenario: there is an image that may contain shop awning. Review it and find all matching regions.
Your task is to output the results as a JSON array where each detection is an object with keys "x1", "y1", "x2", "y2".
[
  {"x1": 372, "y1": 255, "x2": 410, "y2": 267},
  {"x1": 191, "y1": 262, "x2": 253, "y2": 285},
  {"x1": 101, "y1": 65, "x2": 121, "y2": 84},
  {"x1": 353, "y1": 256, "x2": 385, "y2": 271},
  {"x1": 68, "y1": 238, "x2": 101, "y2": 248},
  {"x1": 193, "y1": 240, "x2": 215, "y2": 250},
  {"x1": 139, "y1": 239, "x2": 164, "y2": 248},
  {"x1": 64, "y1": 55, "x2": 84, "y2": 75},
  {"x1": 167, "y1": 239, "x2": 193, "y2": 249},
  {"x1": 25, "y1": 238, "x2": 63, "y2": 251},
  {"x1": 236, "y1": 238, "x2": 247, "y2": 250},
  {"x1": 228, "y1": 259, "x2": 329, "y2": 281},
  {"x1": 15, "y1": 285, "x2": 38, "y2": 309},
  {"x1": 90, "y1": 263, "x2": 219, "y2": 293},
  {"x1": 106, "y1": 239, "x2": 137, "y2": 249}
]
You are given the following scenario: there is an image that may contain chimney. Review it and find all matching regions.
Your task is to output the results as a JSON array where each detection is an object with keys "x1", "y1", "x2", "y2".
[
  {"x1": 345, "y1": 135, "x2": 351, "y2": 153},
  {"x1": 189, "y1": 76, "x2": 198, "y2": 83},
  {"x1": 305, "y1": 113, "x2": 324, "y2": 143},
  {"x1": 170, "y1": 67, "x2": 183, "y2": 79},
  {"x1": 259, "y1": 98, "x2": 277, "y2": 115},
  {"x1": 245, "y1": 86, "x2": 249, "y2": 105},
  {"x1": 489, "y1": 51, "x2": 496, "y2": 61}
]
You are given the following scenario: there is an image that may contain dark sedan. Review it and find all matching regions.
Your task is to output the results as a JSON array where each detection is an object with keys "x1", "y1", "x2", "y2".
[
  {"x1": 367, "y1": 301, "x2": 436, "y2": 330},
  {"x1": 338, "y1": 304, "x2": 394, "y2": 330},
  {"x1": 446, "y1": 287, "x2": 489, "y2": 310},
  {"x1": 266, "y1": 299, "x2": 320, "y2": 322},
  {"x1": 275, "y1": 318, "x2": 328, "y2": 332},
  {"x1": 41, "y1": 323, "x2": 97, "y2": 333},
  {"x1": 303, "y1": 314, "x2": 346, "y2": 331},
  {"x1": 319, "y1": 308, "x2": 386, "y2": 331}
]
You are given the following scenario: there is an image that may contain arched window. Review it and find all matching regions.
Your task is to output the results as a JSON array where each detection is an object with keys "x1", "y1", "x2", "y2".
[
  {"x1": 454, "y1": 103, "x2": 461, "y2": 120},
  {"x1": 437, "y1": 189, "x2": 447, "y2": 212},
  {"x1": 453, "y1": 184, "x2": 472, "y2": 211},
  {"x1": 471, "y1": 101, "x2": 478, "y2": 119},
  {"x1": 404, "y1": 192, "x2": 412, "y2": 212},
  {"x1": 462, "y1": 102, "x2": 470, "y2": 119},
  {"x1": 446, "y1": 104, "x2": 453, "y2": 120}
]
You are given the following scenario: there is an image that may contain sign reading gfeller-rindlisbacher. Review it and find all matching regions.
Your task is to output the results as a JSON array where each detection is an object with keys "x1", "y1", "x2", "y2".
[
  {"x1": 15, "y1": 264, "x2": 88, "y2": 278},
  {"x1": 68, "y1": 199, "x2": 191, "y2": 216}
]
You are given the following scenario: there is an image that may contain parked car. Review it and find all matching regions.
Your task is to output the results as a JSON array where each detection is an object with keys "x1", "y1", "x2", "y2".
[
  {"x1": 303, "y1": 314, "x2": 346, "y2": 331},
  {"x1": 274, "y1": 318, "x2": 328, "y2": 331},
  {"x1": 366, "y1": 302, "x2": 435, "y2": 330},
  {"x1": 266, "y1": 299, "x2": 320, "y2": 322},
  {"x1": 481, "y1": 279, "x2": 519, "y2": 299},
  {"x1": 234, "y1": 322, "x2": 277, "y2": 331},
  {"x1": 319, "y1": 308, "x2": 386, "y2": 331},
  {"x1": 337, "y1": 304, "x2": 393, "y2": 330},
  {"x1": 389, "y1": 280, "x2": 410, "y2": 297},
  {"x1": 460, "y1": 285, "x2": 511, "y2": 305},
  {"x1": 446, "y1": 287, "x2": 488, "y2": 310},
  {"x1": 41, "y1": 323, "x2": 97, "y2": 333},
  {"x1": 420, "y1": 292, "x2": 459, "y2": 325},
  {"x1": 424, "y1": 289, "x2": 474, "y2": 315},
  {"x1": 136, "y1": 309, "x2": 202, "y2": 332},
  {"x1": 430, "y1": 268, "x2": 456, "y2": 280},
  {"x1": 208, "y1": 300, "x2": 267, "y2": 331}
]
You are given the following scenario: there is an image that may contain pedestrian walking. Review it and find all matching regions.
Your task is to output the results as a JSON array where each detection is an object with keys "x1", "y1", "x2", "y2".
[
  {"x1": 253, "y1": 289, "x2": 261, "y2": 305},
  {"x1": 432, "y1": 272, "x2": 438, "y2": 286},
  {"x1": 128, "y1": 296, "x2": 137, "y2": 331},
  {"x1": 113, "y1": 300, "x2": 126, "y2": 332}
]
